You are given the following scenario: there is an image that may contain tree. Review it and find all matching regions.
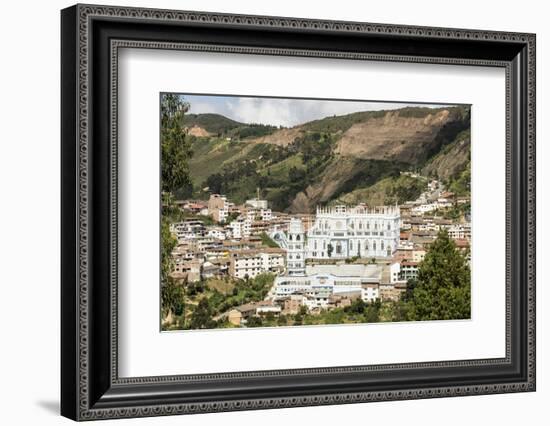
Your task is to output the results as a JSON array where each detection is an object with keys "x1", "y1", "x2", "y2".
[
  {"x1": 206, "y1": 173, "x2": 224, "y2": 194},
  {"x1": 161, "y1": 278, "x2": 184, "y2": 318},
  {"x1": 246, "y1": 316, "x2": 263, "y2": 328},
  {"x1": 160, "y1": 217, "x2": 177, "y2": 284},
  {"x1": 161, "y1": 94, "x2": 193, "y2": 194},
  {"x1": 277, "y1": 314, "x2": 287, "y2": 326},
  {"x1": 347, "y1": 298, "x2": 366, "y2": 314},
  {"x1": 189, "y1": 297, "x2": 214, "y2": 329},
  {"x1": 401, "y1": 230, "x2": 471, "y2": 321}
]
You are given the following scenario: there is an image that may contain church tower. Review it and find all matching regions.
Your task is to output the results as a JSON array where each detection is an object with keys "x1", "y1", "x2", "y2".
[{"x1": 287, "y1": 218, "x2": 306, "y2": 276}]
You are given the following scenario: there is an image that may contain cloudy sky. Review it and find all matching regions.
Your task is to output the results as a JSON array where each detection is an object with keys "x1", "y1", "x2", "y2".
[{"x1": 179, "y1": 94, "x2": 456, "y2": 128}]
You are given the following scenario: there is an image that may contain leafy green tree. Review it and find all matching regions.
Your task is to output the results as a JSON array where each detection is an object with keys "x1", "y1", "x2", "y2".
[
  {"x1": 401, "y1": 230, "x2": 471, "y2": 321},
  {"x1": 346, "y1": 298, "x2": 366, "y2": 314},
  {"x1": 246, "y1": 316, "x2": 263, "y2": 327},
  {"x1": 160, "y1": 94, "x2": 194, "y2": 322},
  {"x1": 364, "y1": 299, "x2": 381, "y2": 323},
  {"x1": 189, "y1": 297, "x2": 215, "y2": 329},
  {"x1": 161, "y1": 278, "x2": 184, "y2": 318},
  {"x1": 160, "y1": 217, "x2": 177, "y2": 283},
  {"x1": 161, "y1": 94, "x2": 193, "y2": 194},
  {"x1": 206, "y1": 173, "x2": 224, "y2": 194}
]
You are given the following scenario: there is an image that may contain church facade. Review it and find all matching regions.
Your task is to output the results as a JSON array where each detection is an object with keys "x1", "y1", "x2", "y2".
[{"x1": 286, "y1": 205, "x2": 400, "y2": 276}]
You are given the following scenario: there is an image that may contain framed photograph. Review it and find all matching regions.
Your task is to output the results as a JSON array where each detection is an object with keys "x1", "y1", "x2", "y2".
[{"x1": 61, "y1": 4, "x2": 536, "y2": 421}]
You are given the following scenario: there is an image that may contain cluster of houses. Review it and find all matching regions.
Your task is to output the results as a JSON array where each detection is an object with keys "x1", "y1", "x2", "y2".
[
  {"x1": 169, "y1": 178, "x2": 471, "y2": 326},
  {"x1": 170, "y1": 194, "x2": 301, "y2": 283}
]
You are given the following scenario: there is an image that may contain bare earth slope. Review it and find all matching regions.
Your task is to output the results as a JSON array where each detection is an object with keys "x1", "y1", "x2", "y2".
[
  {"x1": 334, "y1": 109, "x2": 454, "y2": 164},
  {"x1": 247, "y1": 127, "x2": 304, "y2": 147}
]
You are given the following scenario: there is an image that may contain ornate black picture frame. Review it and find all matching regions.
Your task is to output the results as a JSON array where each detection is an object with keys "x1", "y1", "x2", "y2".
[{"x1": 61, "y1": 4, "x2": 536, "y2": 421}]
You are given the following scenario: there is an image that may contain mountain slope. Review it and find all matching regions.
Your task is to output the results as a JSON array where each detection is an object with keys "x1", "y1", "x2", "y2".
[
  {"x1": 183, "y1": 113, "x2": 243, "y2": 134},
  {"x1": 422, "y1": 129, "x2": 470, "y2": 181},
  {"x1": 183, "y1": 105, "x2": 470, "y2": 212},
  {"x1": 334, "y1": 107, "x2": 468, "y2": 164}
]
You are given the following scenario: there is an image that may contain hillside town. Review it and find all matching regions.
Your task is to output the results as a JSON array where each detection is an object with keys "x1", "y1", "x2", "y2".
[{"x1": 166, "y1": 176, "x2": 471, "y2": 328}]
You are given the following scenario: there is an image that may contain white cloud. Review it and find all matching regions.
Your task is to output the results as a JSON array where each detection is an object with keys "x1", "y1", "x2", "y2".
[{"x1": 185, "y1": 94, "x2": 452, "y2": 127}]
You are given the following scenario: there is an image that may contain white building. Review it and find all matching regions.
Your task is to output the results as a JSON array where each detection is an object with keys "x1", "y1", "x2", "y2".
[
  {"x1": 208, "y1": 194, "x2": 232, "y2": 223},
  {"x1": 389, "y1": 262, "x2": 401, "y2": 283},
  {"x1": 270, "y1": 264, "x2": 382, "y2": 308},
  {"x1": 448, "y1": 223, "x2": 471, "y2": 240},
  {"x1": 229, "y1": 218, "x2": 251, "y2": 240},
  {"x1": 229, "y1": 248, "x2": 285, "y2": 279},
  {"x1": 245, "y1": 198, "x2": 269, "y2": 209},
  {"x1": 206, "y1": 227, "x2": 226, "y2": 240},
  {"x1": 287, "y1": 218, "x2": 306, "y2": 275},
  {"x1": 304, "y1": 205, "x2": 400, "y2": 260},
  {"x1": 244, "y1": 207, "x2": 272, "y2": 222},
  {"x1": 170, "y1": 220, "x2": 205, "y2": 241},
  {"x1": 260, "y1": 208, "x2": 272, "y2": 221},
  {"x1": 411, "y1": 203, "x2": 438, "y2": 214}
]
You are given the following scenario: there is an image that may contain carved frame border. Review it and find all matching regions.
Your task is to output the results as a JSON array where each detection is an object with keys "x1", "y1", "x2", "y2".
[{"x1": 61, "y1": 3, "x2": 536, "y2": 421}]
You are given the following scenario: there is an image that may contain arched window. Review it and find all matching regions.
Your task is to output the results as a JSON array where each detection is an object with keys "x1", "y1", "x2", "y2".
[
  {"x1": 314, "y1": 241, "x2": 317, "y2": 250},
  {"x1": 365, "y1": 241, "x2": 369, "y2": 250},
  {"x1": 350, "y1": 241, "x2": 353, "y2": 251},
  {"x1": 296, "y1": 234, "x2": 301, "y2": 241},
  {"x1": 350, "y1": 222, "x2": 354, "y2": 229},
  {"x1": 367, "y1": 222, "x2": 370, "y2": 229},
  {"x1": 373, "y1": 241, "x2": 377, "y2": 251},
  {"x1": 359, "y1": 221, "x2": 363, "y2": 229},
  {"x1": 381, "y1": 241, "x2": 385, "y2": 250},
  {"x1": 374, "y1": 222, "x2": 378, "y2": 230},
  {"x1": 387, "y1": 222, "x2": 391, "y2": 230},
  {"x1": 336, "y1": 242, "x2": 342, "y2": 254}
]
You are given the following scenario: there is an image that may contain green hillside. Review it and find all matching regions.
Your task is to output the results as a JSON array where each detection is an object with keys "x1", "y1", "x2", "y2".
[
  {"x1": 179, "y1": 105, "x2": 470, "y2": 212},
  {"x1": 183, "y1": 113, "x2": 242, "y2": 134},
  {"x1": 184, "y1": 113, "x2": 278, "y2": 139}
]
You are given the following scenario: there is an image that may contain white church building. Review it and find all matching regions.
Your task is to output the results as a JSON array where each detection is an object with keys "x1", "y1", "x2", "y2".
[
  {"x1": 268, "y1": 205, "x2": 400, "y2": 306},
  {"x1": 283, "y1": 205, "x2": 400, "y2": 276}
]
